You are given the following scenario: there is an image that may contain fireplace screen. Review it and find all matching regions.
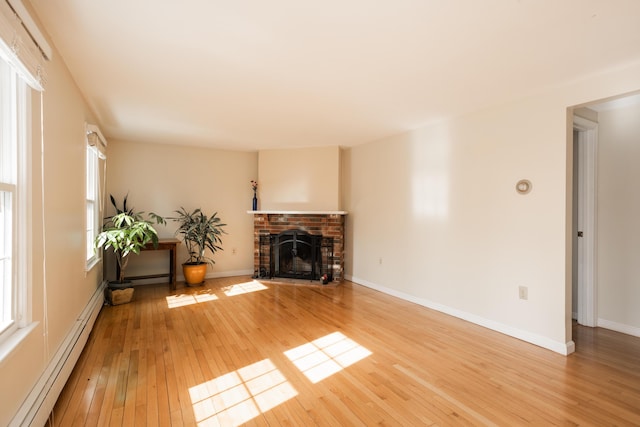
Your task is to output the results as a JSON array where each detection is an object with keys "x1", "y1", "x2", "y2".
[{"x1": 257, "y1": 229, "x2": 334, "y2": 281}]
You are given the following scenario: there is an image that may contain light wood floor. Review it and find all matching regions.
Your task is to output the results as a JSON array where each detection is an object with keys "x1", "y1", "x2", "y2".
[{"x1": 47, "y1": 276, "x2": 640, "y2": 426}]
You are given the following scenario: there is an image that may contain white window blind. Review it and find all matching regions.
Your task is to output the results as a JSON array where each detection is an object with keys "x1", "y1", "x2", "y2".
[{"x1": 0, "y1": 0, "x2": 50, "y2": 91}]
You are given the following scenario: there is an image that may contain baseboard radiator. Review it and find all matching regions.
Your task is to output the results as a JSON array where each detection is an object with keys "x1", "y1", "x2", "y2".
[{"x1": 10, "y1": 281, "x2": 106, "y2": 426}]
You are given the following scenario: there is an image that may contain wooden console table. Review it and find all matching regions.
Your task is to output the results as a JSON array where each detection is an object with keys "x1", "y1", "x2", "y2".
[{"x1": 116, "y1": 238, "x2": 180, "y2": 291}]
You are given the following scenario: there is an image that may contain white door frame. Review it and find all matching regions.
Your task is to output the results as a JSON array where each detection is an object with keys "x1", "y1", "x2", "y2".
[{"x1": 573, "y1": 115, "x2": 598, "y2": 327}]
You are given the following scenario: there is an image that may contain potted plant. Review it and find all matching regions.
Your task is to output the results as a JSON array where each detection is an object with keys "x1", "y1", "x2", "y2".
[
  {"x1": 170, "y1": 207, "x2": 226, "y2": 285},
  {"x1": 95, "y1": 195, "x2": 165, "y2": 304}
]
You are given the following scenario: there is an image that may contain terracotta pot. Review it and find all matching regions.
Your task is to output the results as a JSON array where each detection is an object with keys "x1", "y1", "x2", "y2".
[{"x1": 183, "y1": 263, "x2": 207, "y2": 286}]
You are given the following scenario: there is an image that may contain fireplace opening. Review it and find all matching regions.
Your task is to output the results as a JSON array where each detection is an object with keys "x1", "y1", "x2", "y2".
[
  {"x1": 257, "y1": 229, "x2": 334, "y2": 281},
  {"x1": 274, "y1": 230, "x2": 318, "y2": 279}
]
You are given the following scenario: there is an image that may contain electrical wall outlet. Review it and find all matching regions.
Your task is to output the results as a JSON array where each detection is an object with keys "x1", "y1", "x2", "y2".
[{"x1": 518, "y1": 285, "x2": 528, "y2": 300}]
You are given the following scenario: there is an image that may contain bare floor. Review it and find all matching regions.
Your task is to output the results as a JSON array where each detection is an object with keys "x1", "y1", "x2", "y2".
[{"x1": 47, "y1": 276, "x2": 640, "y2": 426}]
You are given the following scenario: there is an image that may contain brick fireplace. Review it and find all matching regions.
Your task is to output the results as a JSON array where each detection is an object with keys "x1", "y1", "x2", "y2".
[{"x1": 251, "y1": 211, "x2": 346, "y2": 282}]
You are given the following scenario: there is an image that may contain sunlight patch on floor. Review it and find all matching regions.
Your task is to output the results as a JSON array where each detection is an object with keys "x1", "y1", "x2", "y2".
[
  {"x1": 189, "y1": 359, "x2": 297, "y2": 426},
  {"x1": 166, "y1": 292, "x2": 219, "y2": 309},
  {"x1": 223, "y1": 280, "x2": 268, "y2": 297},
  {"x1": 284, "y1": 332, "x2": 372, "y2": 383}
]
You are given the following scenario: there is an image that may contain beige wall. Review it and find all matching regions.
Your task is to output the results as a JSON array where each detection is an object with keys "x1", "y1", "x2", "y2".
[
  {"x1": 0, "y1": 21, "x2": 101, "y2": 426},
  {"x1": 106, "y1": 140, "x2": 257, "y2": 281},
  {"x1": 597, "y1": 102, "x2": 640, "y2": 332},
  {"x1": 342, "y1": 60, "x2": 640, "y2": 354},
  {"x1": 258, "y1": 146, "x2": 341, "y2": 211}
]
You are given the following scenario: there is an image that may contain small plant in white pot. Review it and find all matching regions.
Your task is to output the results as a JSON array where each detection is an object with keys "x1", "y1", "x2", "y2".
[
  {"x1": 170, "y1": 207, "x2": 226, "y2": 286},
  {"x1": 95, "y1": 195, "x2": 165, "y2": 304}
]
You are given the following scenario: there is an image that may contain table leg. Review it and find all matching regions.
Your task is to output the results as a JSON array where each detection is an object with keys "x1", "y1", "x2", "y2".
[{"x1": 170, "y1": 245, "x2": 176, "y2": 291}]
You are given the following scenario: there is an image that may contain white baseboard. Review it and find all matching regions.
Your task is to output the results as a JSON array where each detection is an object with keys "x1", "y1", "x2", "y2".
[
  {"x1": 126, "y1": 269, "x2": 255, "y2": 286},
  {"x1": 10, "y1": 281, "x2": 106, "y2": 427},
  {"x1": 598, "y1": 318, "x2": 640, "y2": 338},
  {"x1": 348, "y1": 275, "x2": 574, "y2": 356}
]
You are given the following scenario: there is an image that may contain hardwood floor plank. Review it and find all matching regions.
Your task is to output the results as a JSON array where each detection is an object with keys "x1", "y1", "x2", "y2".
[
  {"x1": 144, "y1": 348, "x2": 159, "y2": 426},
  {"x1": 154, "y1": 301, "x2": 176, "y2": 427},
  {"x1": 122, "y1": 348, "x2": 139, "y2": 425},
  {"x1": 48, "y1": 277, "x2": 640, "y2": 426},
  {"x1": 97, "y1": 351, "x2": 121, "y2": 426},
  {"x1": 52, "y1": 314, "x2": 106, "y2": 426}
]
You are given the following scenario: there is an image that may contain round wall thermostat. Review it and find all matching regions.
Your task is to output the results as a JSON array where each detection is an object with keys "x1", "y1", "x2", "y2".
[{"x1": 516, "y1": 179, "x2": 532, "y2": 195}]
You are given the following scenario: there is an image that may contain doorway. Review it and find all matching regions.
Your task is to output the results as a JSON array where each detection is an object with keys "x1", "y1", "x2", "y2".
[{"x1": 572, "y1": 115, "x2": 598, "y2": 327}]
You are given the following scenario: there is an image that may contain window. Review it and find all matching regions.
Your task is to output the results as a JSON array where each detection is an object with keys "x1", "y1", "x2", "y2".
[
  {"x1": 85, "y1": 125, "x2": 106, "y2": 269},
  {"x1": 0, "y1": 55, "x2": 28, "y2": 339},
  {"x1": 86, "y1": 142, "x2": 98, "y2": 263},
  {"x1": 0, "y1": 0, "x2": 48, "y2": 354}
]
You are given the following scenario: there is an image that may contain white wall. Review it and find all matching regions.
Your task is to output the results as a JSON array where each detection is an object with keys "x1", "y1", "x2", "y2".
[
  {"x1": 343, "y1": 60, "x2": 640, "y2": 354},
  {"x1": 106, "y1": 140, "x2": 257, "y2": 281},
  {"x1": 597, "y1": 102, "x2": 640, "y2": 333},
  {"x1": 258, "y1": 146, "x2": 341, "y2": 211}
]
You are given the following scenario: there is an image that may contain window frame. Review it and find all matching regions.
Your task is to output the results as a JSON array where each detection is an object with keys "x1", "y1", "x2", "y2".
[
  {"x1": 85, "y1": 143, "x2": 99, "y2": 268},
  {"x1": 85, "y1": 124, "x2": 106, "y2": 271},
  {"x1": 0, "y1": 56, "x2": 31, "y2": 344}
]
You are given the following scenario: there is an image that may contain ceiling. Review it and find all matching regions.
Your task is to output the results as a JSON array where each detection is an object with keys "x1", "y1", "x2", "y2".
[{"x1": 30, "y1": 0, "x2": 640, "y2": 150}]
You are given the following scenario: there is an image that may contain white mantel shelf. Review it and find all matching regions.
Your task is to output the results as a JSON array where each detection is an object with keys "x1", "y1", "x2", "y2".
[{"x1": 247, "y1": 210, "x2": 348, "y2": 215}]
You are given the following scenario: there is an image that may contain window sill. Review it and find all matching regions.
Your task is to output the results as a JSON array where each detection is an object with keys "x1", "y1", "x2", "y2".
[{"x1": 85, "y1": 256, "x2": 101, "y2": 272}]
